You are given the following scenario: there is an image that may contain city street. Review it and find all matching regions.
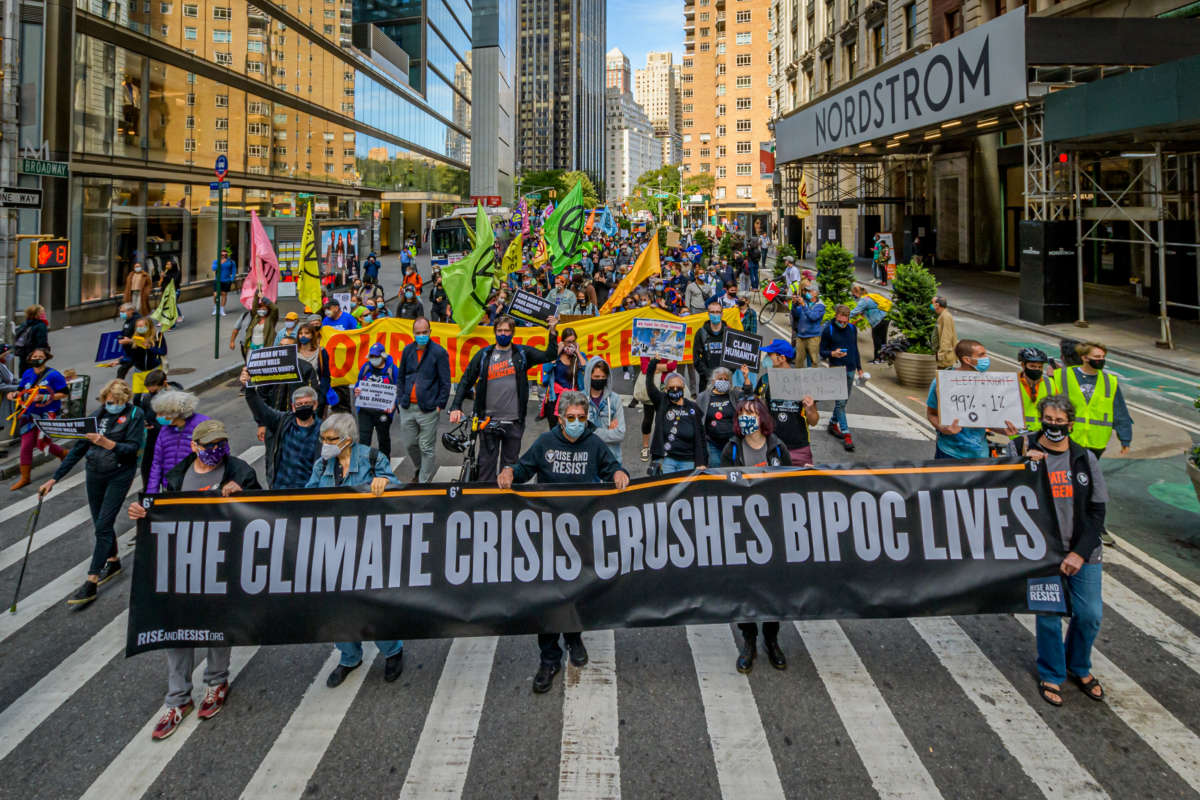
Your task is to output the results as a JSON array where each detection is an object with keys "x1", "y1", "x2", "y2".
[{"x1": 1, "y1": 298, "x2": 1198, "y2": 799}]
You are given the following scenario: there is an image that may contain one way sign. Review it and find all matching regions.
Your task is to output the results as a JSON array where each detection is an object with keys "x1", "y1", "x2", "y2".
[{"x1": 0, "y1": 186, "x2": 43, "y2": 208}]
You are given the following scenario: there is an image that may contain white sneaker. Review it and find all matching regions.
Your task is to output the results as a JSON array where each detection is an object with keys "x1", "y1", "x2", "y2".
[
  {"x1": 211, "y1": 306, "x2": 217, "y2": 316},
  {"x1": 220, "y1": 307, "x2": 227, "y2": 316}
]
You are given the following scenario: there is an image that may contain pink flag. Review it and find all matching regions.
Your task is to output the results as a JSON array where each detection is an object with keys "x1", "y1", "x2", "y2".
[{"x1": 241, "y1": 210, "x2": 280, "y2": 308}]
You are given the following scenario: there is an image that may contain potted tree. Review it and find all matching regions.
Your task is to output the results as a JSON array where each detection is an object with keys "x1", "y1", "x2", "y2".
[
  {"x1": 888, "y1": 260, "x2": 940, "y2": 388},
  {"x1": 1188, "y1": 391, "x2": 1200, "y2": 505},
  {"x1": 815, "y1": 241, "x2": 854, "y2": 310}
]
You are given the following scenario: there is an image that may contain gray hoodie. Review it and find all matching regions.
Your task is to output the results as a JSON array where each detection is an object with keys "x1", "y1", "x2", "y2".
[{"x1": 581, "y1": 355, "x2": 626, "y2": 461}]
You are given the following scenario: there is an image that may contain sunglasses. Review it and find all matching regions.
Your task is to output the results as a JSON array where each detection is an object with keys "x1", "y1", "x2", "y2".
[{"x1": 562, "y1": 414, "x2": 587, "y2": 423}]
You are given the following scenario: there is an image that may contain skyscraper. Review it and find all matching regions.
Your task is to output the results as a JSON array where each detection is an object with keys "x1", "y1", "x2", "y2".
[
  {"x1": 606, "y1": 47, "x2": 632, "y2": 93},
  {"x1": 633, "y1": 51, "x2": 682, "y2": 164},
  {"x1": 605, "y1": 81, "x2": 661, "y2": 202},
  {"x1": 471, "y1": 0, "x2": 518, "y2": 203},
  {"x1": 516, "y1": 0, "x2": 605, "y2": 182}
]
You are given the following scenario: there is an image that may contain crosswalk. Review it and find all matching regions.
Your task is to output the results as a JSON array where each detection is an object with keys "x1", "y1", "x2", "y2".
[{"x1": 2, "y1": 456, "x2": 1199, "y2": 799}]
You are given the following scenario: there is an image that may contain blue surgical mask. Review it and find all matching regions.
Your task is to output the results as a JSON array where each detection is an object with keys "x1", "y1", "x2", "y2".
[
  {"x1": 105, "y1": 402, "x2": 125, "y2": 415},
  {"x1": 973, "y1": 356, "x2": 991, "y2": 373},
  {"x1": 562, "y1": 419, "x2": 586, "y2": 439},
  {"x1": 709, "y1": 313, "x2": 721, "y2": 324},
  {"x1": 415, "y1": 333, "x2": 430, "y2": 347},
  {"x1": 119, "y1": 312, "x2": 128, "y2": 320},
  {"x1": 494, "y1": 333, "x2": 513, "y2": 347},
  {"x1": 156, "y1": 415, "x2": 171, "y2": 426}
]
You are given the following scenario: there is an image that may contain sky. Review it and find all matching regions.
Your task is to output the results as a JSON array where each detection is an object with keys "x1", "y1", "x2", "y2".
[{"x1": 606, "y1": 0, "x2": 683, "y2": 75}]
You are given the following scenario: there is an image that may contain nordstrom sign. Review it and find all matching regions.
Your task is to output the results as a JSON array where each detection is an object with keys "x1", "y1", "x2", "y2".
[{"x1": 776, "y1": 9, "x2": 1028, "y2": 162}]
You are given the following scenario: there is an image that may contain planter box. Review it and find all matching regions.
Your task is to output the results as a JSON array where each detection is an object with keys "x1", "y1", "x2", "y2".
[
  {"x1": 893, "y1": 350, "x2": 937, "y2": 389},
  {"x1": 1188, "y1": 459, "x2": 1200, "y2": 507}
]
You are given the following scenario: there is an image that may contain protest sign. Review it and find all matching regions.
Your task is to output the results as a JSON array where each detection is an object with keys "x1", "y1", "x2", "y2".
[
  {"x1": 507, "y1": 289, "x2": 557, "y2": 326},
  {"x1": 333, "y1": 292, "x2": 351, "y2": 311},
  {"x1": 245, "y1": 345, "x2": 301, "y2": 387},
  {"x1": 768, "y1": 367, "x2": 849, "y2": 401},
  {"x1": 35, "y1": 417, "x2": 97, "y2": 440},
  {"x1": 95, "y1": 331, "x2": 124, "y2": 364},
  {"x1": 631, "y1": 318, "x2": 687, "y2": 361},
  {"x1": 935, "y1": 372, "x2": 1022, "y2": 429},
  {"x1": 720, "y1": 330, "x2": 761, "y2": 370},
  {"x1": 126, "y1": 461, "x2": 1065, "y2": 655},
  {"x1": 356, "y1": 380, "x2": 399, "y2": 413},
  {"x1": 665, "y1": 230, "x2": 681, "y2": 249}
]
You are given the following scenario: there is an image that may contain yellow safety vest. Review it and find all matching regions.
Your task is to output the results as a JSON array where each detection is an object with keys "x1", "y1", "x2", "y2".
[
  {"x1": 1019, "y1": 375, "x2": 1053, "y2": 432},
  {"x1": 1055, "y1": 366, "x2": 1118, "y2": 449}
]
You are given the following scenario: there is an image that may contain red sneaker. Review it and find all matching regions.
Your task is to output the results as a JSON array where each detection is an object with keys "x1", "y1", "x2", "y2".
[
  {"x1": 198, "y1": 682, "x2": 229, "y2": 720},
  {"x1": 151, "y1": 701, "x2": 194, "y2": 740},
  {"x1": 843, "y1": 434, "x2": 855, "y2": 452}
]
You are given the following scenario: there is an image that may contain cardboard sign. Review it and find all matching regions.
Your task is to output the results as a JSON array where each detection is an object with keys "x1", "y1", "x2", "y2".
[
  {"x1": 720, "y1": 330, "x2": 762, "y2": 370},
  {"x1": 333, "y1": 292, "x2": 352, "y2": 311},
  {"x1": 95, "y1": 330, "x2": 125, "y2": 364},
  {"x1": 665, "y1": 230, "x2": 681, "y2": 248},
  {"x1": 630, "y1": 318, "x2": 687, "y2": 361},
  {"x1": 35, "y1": 416, "x2": 97, "y2": 440},
  {"x1": 767, "y1": 367, "x2": 849, "y2": 401},
  {"x1": 507, "y1": 289, "x2": 557, "y2": 326},
  {"x1": 935, "y1": 372, "x2": 1022, "y2": 429},
  {"x1": 245, "y1": 345, "x2": 301, "y2": 387},
  {"x1": 356, "y1": 380, "x2": 398, "y2": 413}
]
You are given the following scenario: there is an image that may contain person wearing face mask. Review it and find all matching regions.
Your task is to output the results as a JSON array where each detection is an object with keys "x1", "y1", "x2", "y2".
[
  {"x1": 394, "y1": 285, "x2": 424, "y2": 319},
  {"x1": 581, "y1": 357, "x2": 624, "y2": 461},
  {"x1": 320, "y1": 299, "x2": 359, "y2": 331},
  {"x1": 145, "y1": 390, "x2": 209, "y2": 494},
  {"x1": 1053, "y1": 342, "x2": 1131, "y2": 459},
  {"x1": 159, "y1": 258, "x2": 184, "y2": 324},
  {"x1": 229, "y1": 297, "x2": 277, "y2": 359},
  {"x1": 1008, "y1": 395, "x2": 1108, "y2": 708},
  {"x1": 546, "y1": 274, "x2": 576, "y2": 315},
  {"x1": 126, "y1": 316, "x2": 168, "y2": 393},
  {"x1": 498, "y1": 390, "x2": 629, "y2": 693},
  {"x1": 790, "y1": 286, "x2": 824, "y2": 368},
  {"x1": 127, "y1": 419, "x2": 259, "y2": 740},
  {"x1": 12, "y1": 304, "x2": 50, "y2": 374},
  {"x1": 305, "y1": 413, "x2": 404, "y2": 688},
  {"x1": 7, "y1": 348, "x2": 69, "y2": 490},
  {"x1": 38, "y1": 379, "x2": 144, "y2": 607},
  {"x1": 819, "y1": 305, "x2": 864, "y2": 452},
  {"x1": 925, "y1": 339, "x2": 1018, "y2": 460},
  {"x1": 450, "y1": 314, "x2": 561, "y2": 482},
  {"x1": 692, "y1": 301, "x2": 727, "y2": 394},
  {"x1": 397, "y1": 317, "x2": 451, "y2": 482},
  {"x1": 849, "y1": 284, "x2": 890, "y2": 364},
  {"x1": 540, "y1": 328, "x2": 587, "y2": 428},
  {"x1": 354, "y1": 342, "x2": 400, "y2": 459},
  {"x1": 242, "y1": 370, "x2": 321, "y2": 489},
  {"x1": 754, "y1": 339, "x2": 820, "y2": 464},
  {"x1": 574, "y1": 290, "x2": 597, "y2": 316},
  {"x1": 645, "y1": 358, "x2": 708, "y2": 474},
  {"x1": 684, "y1": 270, "x2": 709, "y2": 315},
  {"x1": 123, "y1": 260, "x2": 154, "y2": 316},
  {"x1": 135, "y1": 369, "x2": 178, "y2": 490},
  {"x1": 402, "y1": 262, "x2": 424, "y2": 297},
  {"x1": 115, "y1": 302, "x2": 142, "y2": 380},
  {"x1": 698, "y1": 367, "x2": 743, "y2": 466},
  {"x1": 273, "y1": 311, "x2": 302, "y2": 346},
  {"x1": 1016, "y1": 347, "x2": 1054, "y2": 433}
]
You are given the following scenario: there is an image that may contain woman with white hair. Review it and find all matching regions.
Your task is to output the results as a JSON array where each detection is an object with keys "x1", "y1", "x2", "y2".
[
  {"x1": 306, "y1": 413, "x2": 405, "y2": 688},
  {"x1": 38, "y1": 379, "x2": 145, "y2": 608},
  {"x1": 146, "y1": 390, "x2": 209, "y2": 494}
]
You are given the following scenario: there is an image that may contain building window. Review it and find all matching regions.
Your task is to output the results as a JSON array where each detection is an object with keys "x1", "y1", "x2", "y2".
[
  {"x1": 215, "y1": 51, "x2": 233, "y2": 65},
  {"x1": 845, "y1": 43, "x2": 856, "y2": 80},
  {"x1": 683, "y1": 103, "x2": 694, "y2": 113},
  {"x1": 700, "y1": 147, "x2": 711, "y2": 158},
  {"x1": 699, "y1": 12, "x2": 709, "y2": 20},
  {"x1": 736, "y1": 185, "x2": 753, "y2": 198},
  {"x1": 183, "y1": 138, "x2": 195, "y2": 151},
  {"x1": 736, "y1": 141, "x2": 751, "y2": 153},
  {"x1": 247, "y1": 101, "x2": 269, "y2": 115},
  {"x1": 715, "y1": 187, "x2": 726, "y2": 199},
  {"x1": 872, "y1": 24, "x2": 886, "y2": 65},
  {"x1": 736, "y1": 31, "x2": 751, "y2": 44},
  {"x1": 736, "y1": 9, "x2": 751, "y2": 22},
  {"x1": 716, "y1": 124, "x2": 726, "y2": 136},
  {"x1": 340, "y1": 102, "x2": 354, "y2": 113},
  {"x1": 700, "y1": 27, "x2": 709, "y2": 36},
  {"x1": 159, "y1": 1, "x2": 172, "y2": 10},
  {"x1": 160, "y1": 24, "x2": 169, "y2": 35},
  {"x1": 213, "y1": 29, "x2": 231, "y2": 42},
  {"x1": 247, "y1": 61, "x2": 264, "y2": 74},
  {"x1": 212, "y1": 5, "x2": 230, "y2": 18},
  {"x1": 735, "y1": 75, "x2": 751, "y2": 88},
  {"x1": 717, "y1": 43, "x2": 726, "y2": 54},
  {"x1": 716, "y1": 145, "x2": 726, "y2": 157},
  {"x1": 943, "y1": 8, "x2": 962, "y2": 40},
  {"x1": 214, "y1": 139, "x2": 228, "y2": 152},
  {"x1": 736, "y1": 97, "x2": 751, "y2": 109},
  {"x1": 682, "y1": 149, "x2": 691, "y2": 158},
  {"x1": 700, "y1": 163, "x2": 711, "y2": 172},
  {"x1": 248, "y1": 122, "x2": 269, "y2": 135},
  {"x1": 185, "y1": 116, "x2": 194, "y2": 128},
  {"x1": 736, "y1": 163, "x2": 752, "y2": 175},
  {"x1": 904, "y1": 3, "x2": 917, "y2": 50},
  {"x1": 699, "y1": 42, "x2": 710, "y2": 52},
  {"x1": 214, "y1": 94, "x2": 228, "y2": 107},
  {"x1": 248, "y1": 144, "x2": 267, "y2": 157},
  {"x1": 735, "y1": 118, "x2": 751, "y2": 131},
  {"x1": 185, "y1": 92, "x2": 195, "y2": 105},
  {"x1": 247, "y1": 40, "x2": 263, "y2": 52},
  {"x1": 716, "y1": 104, "x2": 726, "y2": 116},
  {"x1": 716, "y1": 166, "x2": 726, "y2": 177},
  {"x1": 182, "y1": 2, "x2": 196, "y2": 15},
  {"x1": 275, "y1": 146, "x2": 288, "y2": 155},
  {"x1": 823, "y1": 56, "x2": 833, "y2": 91},
  {"x1": 215, "y1": 118, "x2": 228, "y2": 130},
  {"x1": 184, "y1": 26, "x2": 196, "y2": 39},
  {"x1": 716, "y1": 84, "x2": 725, "y2": 95},
  {"x1": 735, "y1": 54, "x2": 751, "y2": 66},
  {"x1": 683, "y1": 89, "x2": 694, "y2": 98}
]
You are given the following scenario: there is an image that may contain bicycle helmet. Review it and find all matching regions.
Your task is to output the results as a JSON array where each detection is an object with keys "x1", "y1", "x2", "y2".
[{"x1": 1017, "y1": 346, "x2": 1048, "y2": 364}]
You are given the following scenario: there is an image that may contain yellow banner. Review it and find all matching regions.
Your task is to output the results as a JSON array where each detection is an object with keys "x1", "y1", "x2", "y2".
[{"x1": 321, "y1": 306, "x2": 743, "y2": 386}]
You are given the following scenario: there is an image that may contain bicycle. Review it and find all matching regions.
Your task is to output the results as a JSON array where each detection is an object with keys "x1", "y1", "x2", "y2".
[{"x1": 758, "y1": 292, "x2": 793, "y2": 328}]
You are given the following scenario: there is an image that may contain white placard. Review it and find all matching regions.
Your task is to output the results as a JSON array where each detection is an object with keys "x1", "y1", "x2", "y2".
[
  {"x1": 333, "y1": 292, "x2": 351, "y2": 310},
  {"x1": 767, "y1": 367, "x2": 848, "y2": 401},
  {"x1": 356, "y1": 380, "x2": 398, "y2": 413},
  {"x1": 935, "y1": 372, "x2": 1022, "y2": 429}
]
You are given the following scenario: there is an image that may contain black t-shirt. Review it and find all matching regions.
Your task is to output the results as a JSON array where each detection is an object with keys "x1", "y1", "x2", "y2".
[
  {"x1": 767, "y1": 396, "x2": 810, "y2": 449},
  {"x1": 705, "y1": 394, "x2": 737, "y2": 446},
  {"x1": 663, "y1": 405, "x2": 697, "y2": 458}
]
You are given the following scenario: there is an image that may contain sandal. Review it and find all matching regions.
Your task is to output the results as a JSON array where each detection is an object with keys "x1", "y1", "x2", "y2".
[
  {"x1": 1071, "y1": 674, "x2": 1105, "y2": 702},
  {"x1": 1037, "y1": 681, "x2": 1064, "y2": 707}
]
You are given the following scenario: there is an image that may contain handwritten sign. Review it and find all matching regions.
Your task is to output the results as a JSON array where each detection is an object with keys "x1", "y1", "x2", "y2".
[
  {"x1": 35, "y1": 416, "x2": 97, "y2": 440},
  {"x1": 767, "y1": 367, "x2": 849, "y2": 401},
  {"x1": 333, "y1": 292, "x2": 352, "y2": 311},
  {"x1": 95, "y1": 330, "x2": 124, "y2": 364},
  {"x1": 507, "y1": 289, "x2": 556, "y2": 326},
  {"x1": 356, "y1": 380, "x2": 398, "y2": 413},
  {"x1": 245, "y1": 345, "x2": 301, "y2": 387},
  {"x1": 720, "y1": 330, "x2": 761, "y2": 370},
  {"x1": 935, "y1": 372, "x2": 1021, "y2": 428},
  {"x1": 630, "y1": 318, "x2": 687, "y2": 361}
]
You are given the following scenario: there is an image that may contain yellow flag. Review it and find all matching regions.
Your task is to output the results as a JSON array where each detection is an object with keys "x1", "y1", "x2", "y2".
[
  {"x1": 598, "y1": 231, "x2": 660, "y2": 314},
  {"x1": 496, "y1": 232, "x2": 523, "y2": 290},
  {"x1": 297, "y1": 202, "x2": 323, "y2": 313},
  {"x1": 795, "y1": 175, "x2": 812, "y2": 219},
  {"x1": 532, "y1": 233, "x2": 549, "y2": 270},
  {"x1": 150, "y1": 280, "x2": 178, "y2": 331}
]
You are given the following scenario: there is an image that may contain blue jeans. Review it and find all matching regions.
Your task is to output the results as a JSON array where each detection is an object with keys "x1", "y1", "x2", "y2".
[
  {"x1": 662, "y1": 456, "x2": 695, "y2": 474},
  {"x1": 934, "y1": 447, "x2": 955, "y2": 460},
  {"x1": 707, "y1": 442, "x2": 725, "y2": 467},
  {"x1": 336, "y1": 639, "x2": 403, "y2": 667},
  {"x1": 831, "y1": 373, "x2": 854, "y2": 434},
  {"x1": 1035, "y1": 563, "x2": 1102, "y2": 685}
]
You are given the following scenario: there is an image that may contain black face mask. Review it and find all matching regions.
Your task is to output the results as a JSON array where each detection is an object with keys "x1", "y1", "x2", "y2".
[
  {"x1": 293, "y1": 405, "x2": 316, "y2": 421},
  {"x1": 666, "y1": 388, "x2": 684, "y2": 403},
  {"x1": 1023, "y1": 368, "x2": 1044, "y2": 383},
  {"x1": 1041, "y1": 422, "x2": 1070, "y2": 442},
  {"x1": 27, "y1": 358, "x2": 44, "y2": 367},
  {"x1": 1087, "y1": 358, "x2": 1106, "y2": 371},
  {"x1": 591, "y1": 377, "x2": 607, "y2": 391}
]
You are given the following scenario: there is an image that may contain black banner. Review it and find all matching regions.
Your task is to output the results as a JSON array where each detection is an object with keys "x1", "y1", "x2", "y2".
[
  {"x1": 721, "y1": 329, "x2": 762, "y2": 370},
  {"x1": 245, "y1": 345, "x2": 301, "y2": 387},
  {"x1": 36, "y1": 417, "x2": 97, "y2": 440},
  {"x1": 507, "y1": 289, "x2": 556, "y2": 326},
  {"x1": 127, "y1": 461, "x2": 1065, "y2": 655}
]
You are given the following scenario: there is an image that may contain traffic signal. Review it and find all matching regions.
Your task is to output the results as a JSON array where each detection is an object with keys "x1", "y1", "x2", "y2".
[
  {"x1": 34, "y1": 238, "x2": 70, "y2": 270},
  {"x1": 549, "y1": 189, "x2": 557, "y2": 199}
]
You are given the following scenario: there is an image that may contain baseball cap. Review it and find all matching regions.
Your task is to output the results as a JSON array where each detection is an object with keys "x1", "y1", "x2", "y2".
[
  {"x1": 760, "y1": 338, "x2": 796, "y2": 360},
  {"x1": 368, "y1": 342, "x2": 386, "y2": 357},
  {"x1": 284, "y1": 311, "x2": 299, "y2": 321},
  {"x1": 191, "y1": 419, "x2": 229, "y2": 444},
  {"x1": 783, "y1": 255, "x2": 795, "y2": 263}
]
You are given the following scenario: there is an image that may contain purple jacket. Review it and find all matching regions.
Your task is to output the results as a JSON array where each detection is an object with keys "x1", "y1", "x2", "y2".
[{"x1": 147, "y1": 412, "x2": 209, "y2": 494}]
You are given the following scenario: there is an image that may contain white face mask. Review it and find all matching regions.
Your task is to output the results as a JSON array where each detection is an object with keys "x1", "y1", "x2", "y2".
[
  {"x1": 369, "y1": 356, "x2": 384, "y2": 367},
  {"x1": 321, "y1": 441, "x2": 343, "y2": 459}
]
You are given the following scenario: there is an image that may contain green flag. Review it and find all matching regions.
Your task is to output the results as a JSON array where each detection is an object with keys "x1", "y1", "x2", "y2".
[
  {"x1": 542, "y1": 180, "x2": 586, "y2": 274},
  {"x1": 442, "y1": 205, "x2": 495, "y2": 335}
]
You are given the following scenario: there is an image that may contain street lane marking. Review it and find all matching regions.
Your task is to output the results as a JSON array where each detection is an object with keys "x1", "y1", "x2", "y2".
[
  {"x1": 0, "y1": 472, "x2": 86, "y2": 526},
  {"x1": 433, "y1": 465, "x2": 460, "y2": 482},
  {"x1": 558, "y1": 629, "x2": 620, "y2": 800},
  {"x1": 79, "y1": 646, "x2": 260, "y2": 800},
  {"x1": 1113, "y1": 538, "x2": 1200, "y2": 602},
  {"x1": 845, "y1": 412, "x2": 930, "y2": 440},
  {"x1": 795, "y1": 621, "x2": 942, "y2": 799},
  {"x1": 909, "y1": 617, "x2": 1109, "y2": 799},
  {"x1": 239, "y1": 646, "x2": 379, "y2": 799},
  {"x1": 398, "y1": 636, "x2": 498, "y2": 799},
  {"x1": 0, "y1": 504, "x2": 127, "y2": 574},
  {"x1": 0, "y1": 611, "x2": 127, "y2": 761},
  {"x1": 1104, "y1": 576, "x2": 1200, "y2": 678},
  {"x1": 1013, "y1": 615, "x2": 1200, "y2": 792},
  {"x1": 686, "y1": 624, "x2": 786, "y2": 800},
  {"x1": 1106, "y1": 549, "x2": 1200, "y2": 620}
]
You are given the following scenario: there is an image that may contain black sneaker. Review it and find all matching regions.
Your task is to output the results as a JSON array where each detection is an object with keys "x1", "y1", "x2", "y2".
[
  {"x1": 763, "y1": 639, "x2": 787, "y2": 670},
  {"x1": 326, "y1": 661, "x2": 360, "y2": 688},
  {"x1": 96, "y1": 559, "x2": 122, "y2": 586},
  {"x1": 384, "y1": 649, "x2": 404, "y2": 682},
  {"x1": 67, "y1": 580, "x2": 97, "y2": 608},
  {"x1": 567, "y1": 640, "x2": 589, "y2": 667},
  {"x1": 532, "y1": 660, "x2": 561, "y2": 693}
]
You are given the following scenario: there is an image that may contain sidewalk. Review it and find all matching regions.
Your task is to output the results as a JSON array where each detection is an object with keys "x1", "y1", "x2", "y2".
[{"x1": 802, "y1": 254, "x2": 1200, "y2": 378}]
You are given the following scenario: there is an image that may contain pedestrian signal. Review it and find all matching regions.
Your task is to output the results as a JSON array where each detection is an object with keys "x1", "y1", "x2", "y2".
[{"x1": 34, "y1": 239, "x2": 70, "y2": 269}]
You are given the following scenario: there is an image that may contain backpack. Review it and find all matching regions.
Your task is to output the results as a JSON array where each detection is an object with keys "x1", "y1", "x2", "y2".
[
  {"x1": 865, "y1": 292, "x2": 892, "y2": 312},
  {"x1": 12, "y1": 323, "x2": 34, "y2": 358}
]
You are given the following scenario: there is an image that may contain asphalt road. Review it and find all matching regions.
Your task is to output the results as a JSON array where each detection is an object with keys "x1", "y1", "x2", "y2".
[{"x1": 1, "y1": 260, "x2": 1199, "y2": 799}]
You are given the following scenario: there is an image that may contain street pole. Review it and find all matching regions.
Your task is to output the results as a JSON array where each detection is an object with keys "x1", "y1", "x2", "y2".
[
  {"x1": 214, "y1": 185, "x2": 223, "y2": 359},
  {"x1": 0, "y1": 0, "x2": 18, "y2": 342}
]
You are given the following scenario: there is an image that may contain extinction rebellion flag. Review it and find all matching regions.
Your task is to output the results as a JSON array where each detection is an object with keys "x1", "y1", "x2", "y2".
[{"x1": 127, "y1": 461, "x2": 1066, "y2": 655}]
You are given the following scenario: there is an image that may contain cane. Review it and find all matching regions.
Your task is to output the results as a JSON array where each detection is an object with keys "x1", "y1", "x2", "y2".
[{"x1": 9, "y1": 495, "x2": 45, "y2": 614}]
